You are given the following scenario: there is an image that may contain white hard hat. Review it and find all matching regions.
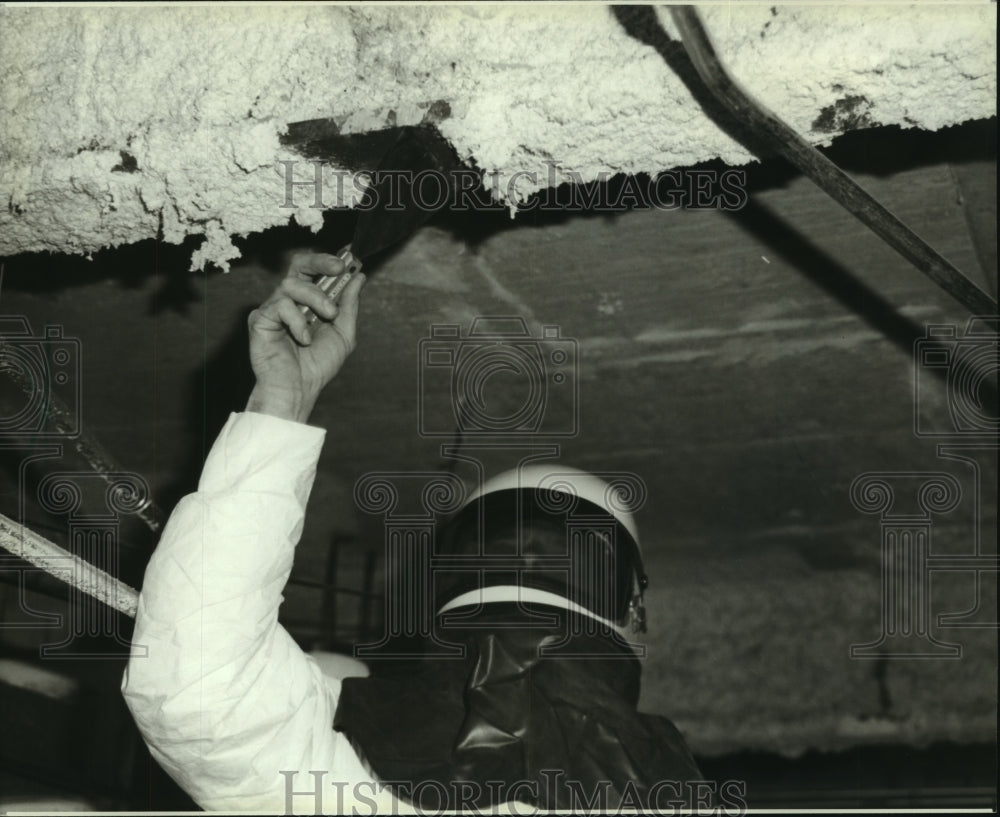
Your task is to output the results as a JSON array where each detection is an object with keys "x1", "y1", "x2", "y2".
[
  {"x1": 435, "y1": 463, "x2": 648, "y2": 636},
  {"x1": 461, "y1": 463, "x2": 642, "y2": 547}
]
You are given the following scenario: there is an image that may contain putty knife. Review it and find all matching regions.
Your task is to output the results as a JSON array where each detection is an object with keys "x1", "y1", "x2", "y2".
[{"x1": 281, "y1": 123, "x2": 463, "y2": 323}]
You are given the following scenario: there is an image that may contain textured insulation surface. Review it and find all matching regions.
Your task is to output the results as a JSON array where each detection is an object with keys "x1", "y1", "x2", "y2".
[{"x1": 0, "y1": 4, "x2": 996, "y2": 270}]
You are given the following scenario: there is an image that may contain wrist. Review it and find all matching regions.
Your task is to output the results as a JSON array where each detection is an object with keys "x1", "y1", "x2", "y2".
[{"x1": 245, "y1": 383, "x2": 316, "y2": 424}]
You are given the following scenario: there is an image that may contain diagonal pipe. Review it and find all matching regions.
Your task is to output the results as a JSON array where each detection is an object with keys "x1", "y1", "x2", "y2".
[
  {"x1": 2, "y1": 362, "x2": 165, "y2": 535},
  {"x1": 669, "y1": 5, "x2": 997, "y2": 317},
  {"x1": 0, "y1": 510, "x2": 139, "y2": 618}
]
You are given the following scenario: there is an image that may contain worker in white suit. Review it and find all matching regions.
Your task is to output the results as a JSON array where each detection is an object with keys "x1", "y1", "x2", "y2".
[
  {"x1": 121, "y1": 253, "x2": 407, "y2": 814},
  {"x1": 121, "y1": 252, "x2": 705, "y2": 815}
]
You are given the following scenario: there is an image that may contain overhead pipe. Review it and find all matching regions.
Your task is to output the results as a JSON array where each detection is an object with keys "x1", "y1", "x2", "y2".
[
  {"x1": 2, "y1": 361, "x2": 165, "y2": 535},
  {"x1": 0, "y1": 510, "x2": 139, "y2": 618},
  {"x1": 669, "y1": 5, "x2": 997, "y2": 316}
]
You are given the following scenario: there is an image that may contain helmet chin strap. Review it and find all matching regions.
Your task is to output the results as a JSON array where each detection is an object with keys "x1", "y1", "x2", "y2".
[{"x1": 628, "y1": 570, "x2": 649, "y2": 635}]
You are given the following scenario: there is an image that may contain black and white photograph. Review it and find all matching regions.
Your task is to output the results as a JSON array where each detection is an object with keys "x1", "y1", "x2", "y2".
[{"x1": 0, "y1": 2, "x2": 996, "y2": 814}]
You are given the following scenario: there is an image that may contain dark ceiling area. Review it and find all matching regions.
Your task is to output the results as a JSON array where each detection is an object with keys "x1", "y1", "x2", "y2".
[{"x1": 0, "y1": 118, "x2": 997, "y2": 810}]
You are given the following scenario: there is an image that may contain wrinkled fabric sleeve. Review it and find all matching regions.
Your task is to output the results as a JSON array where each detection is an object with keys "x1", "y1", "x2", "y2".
[{"x1": 120, "y1": 411, "x2": 381, "y2": 813}]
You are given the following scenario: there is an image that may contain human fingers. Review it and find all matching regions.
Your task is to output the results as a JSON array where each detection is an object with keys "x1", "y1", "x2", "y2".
[
  {"x1": 252, "y1": 294, "x2": 313, "y2": 346},
  {"x1": 330, "y1": 273, "x2": 366, "y2": 349},
  {"x1": 287, "y1": 251, "x2": 346, "y2": 283},
  {"x1": 280, "y1": 275, "x2": 340, "y2": 321}
]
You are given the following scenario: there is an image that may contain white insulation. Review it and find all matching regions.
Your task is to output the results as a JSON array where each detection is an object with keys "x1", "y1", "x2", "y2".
[{"x1": 0, "y1": 3, "x2": 996, "y2": 270}]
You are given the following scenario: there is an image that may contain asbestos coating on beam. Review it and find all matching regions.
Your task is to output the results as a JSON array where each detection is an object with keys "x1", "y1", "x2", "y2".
[{"x1": 0, "y1": 4, "x2": 995, "y2": 270}]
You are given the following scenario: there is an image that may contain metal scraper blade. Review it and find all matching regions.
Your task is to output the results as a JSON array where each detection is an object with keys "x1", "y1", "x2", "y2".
[
  {"x1": 285, "y1": 122, "x2": 465, "y2": 323},
  {"x1": 350, "y1": 125, "x2": 462, "y2": 261},
  {"x1": 280, "y1": 120, "x2": 408, "y2": 172}
]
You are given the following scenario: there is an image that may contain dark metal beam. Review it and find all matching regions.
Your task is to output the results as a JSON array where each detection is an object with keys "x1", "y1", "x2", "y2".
[{"x1": 670, "y1": 5, "x2": 997, "y2": 317}]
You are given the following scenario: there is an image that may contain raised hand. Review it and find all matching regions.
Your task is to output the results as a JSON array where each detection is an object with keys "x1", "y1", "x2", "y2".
[{"x1": 245, "y1": 252, "x2": 366, "y2": 423}]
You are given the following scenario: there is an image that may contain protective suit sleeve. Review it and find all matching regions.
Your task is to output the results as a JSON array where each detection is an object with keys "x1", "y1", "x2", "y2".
[{"x1": 120, "y1": 411, "x2": 384, "y2": 813}]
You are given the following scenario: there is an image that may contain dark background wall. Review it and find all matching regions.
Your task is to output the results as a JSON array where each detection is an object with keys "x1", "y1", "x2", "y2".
[{"x1": 0, "y1": 120, "x2": 996, "y2": 810}]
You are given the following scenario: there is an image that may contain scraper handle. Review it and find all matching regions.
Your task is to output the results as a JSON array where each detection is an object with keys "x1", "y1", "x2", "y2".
[{"x1": 301, "y1": 245, "x2": 363, "y2": 325}]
